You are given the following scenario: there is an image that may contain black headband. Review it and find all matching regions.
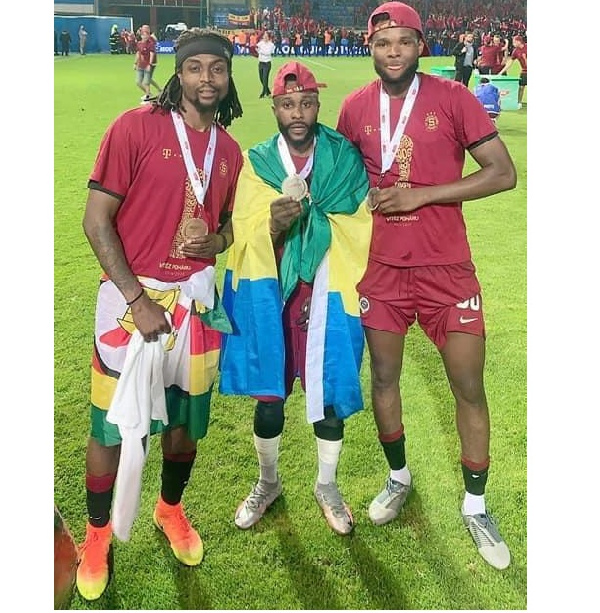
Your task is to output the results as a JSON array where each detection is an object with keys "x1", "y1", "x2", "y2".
[{"x1": 175, "y1": 39, "x2": 232, "y2": 70}]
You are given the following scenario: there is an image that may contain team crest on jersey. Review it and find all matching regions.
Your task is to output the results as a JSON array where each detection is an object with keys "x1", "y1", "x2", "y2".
[
  {"x1": 425, "y1": 112, "x2": 439, "y2": 131},
  {"x1": 219, "y1": 159, "x2": 228, "y2": 176},
  {"x1": 359, "y1": 296, "x2": 370, "y2": 313}
]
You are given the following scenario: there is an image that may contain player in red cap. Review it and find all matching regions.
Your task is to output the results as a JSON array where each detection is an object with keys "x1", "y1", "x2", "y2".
[
  {"x1": 336, "y1": 2, "x2": 517, "y2": 570},
  {"x1": 220, "y1": 61, "x2": 372, "y2": 536}
]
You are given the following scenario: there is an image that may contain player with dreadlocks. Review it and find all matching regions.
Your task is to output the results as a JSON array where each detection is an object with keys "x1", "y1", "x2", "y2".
[
  {"x1": 76, "y1": 28, "x2": 244, "y2": 601},
  {"x1": 152, "y1": 28, "x2": 243, "y2": 128}
]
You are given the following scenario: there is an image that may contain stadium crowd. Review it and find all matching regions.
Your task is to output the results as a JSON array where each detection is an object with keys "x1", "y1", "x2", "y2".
[
  {"x1": 216, "y1": 0, "x2": 526, "y2": 58},
  {"x1": 99, "y1": 0, "x2": 526, "y2": 59}
]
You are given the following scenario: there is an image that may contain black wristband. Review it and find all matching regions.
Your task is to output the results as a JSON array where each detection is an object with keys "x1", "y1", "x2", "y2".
[
  {"x1": 217, "y1": 233, "x2": 228, "y2": 253},
  {"x1": 126, "y1": 288, "x2": 145, "y2": 306}
]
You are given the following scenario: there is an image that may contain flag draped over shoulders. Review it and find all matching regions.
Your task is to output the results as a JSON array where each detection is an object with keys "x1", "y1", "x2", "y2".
[
  {"x1": 219, "y1": 123, "x2": 373, "y2": 423},
  {"x1": 248, "y1": 124, "x2": 370, "y2": 301}
]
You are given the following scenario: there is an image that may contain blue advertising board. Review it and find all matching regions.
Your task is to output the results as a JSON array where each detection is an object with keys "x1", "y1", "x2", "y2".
[{"x1": 156, "y1": 41, "x2": 176, "y2": 54}]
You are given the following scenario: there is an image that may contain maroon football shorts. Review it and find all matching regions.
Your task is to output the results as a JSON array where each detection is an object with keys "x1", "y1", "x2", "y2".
[{"x1": 357, "y1": 260, "x2": 486, "y2": 348}]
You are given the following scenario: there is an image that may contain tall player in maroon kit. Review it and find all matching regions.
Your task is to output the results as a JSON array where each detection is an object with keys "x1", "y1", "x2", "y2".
[
  {"x1": 76, "y1": 29, "x2": 243, "y2": 601},
  {"x1": 336, "y1": 3, "x2": 517, "y2": 570}
]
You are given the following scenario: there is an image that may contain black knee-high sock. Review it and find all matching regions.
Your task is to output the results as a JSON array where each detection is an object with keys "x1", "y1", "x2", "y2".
[
  {"x1": 86, "y1": 473, "x2": 116, "y2": 527},
  {"x1": 160, "y1": 451, "x2": 197, "y2": 505},
  {"x1": 379, "y1": 426, "x2": 407, "y2": 470},
  {"x1": 254, "y1": 400, "x2": 285, "y2": 438},
  {"x1": 461, "y1": 456, "x2": 490, "y2": 496},
  {"x1": 312, "y1": 405, "x2": 344, "y2": 441}
]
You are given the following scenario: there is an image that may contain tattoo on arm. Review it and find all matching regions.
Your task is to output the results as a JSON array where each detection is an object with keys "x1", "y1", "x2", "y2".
[{"x1": 88, "y1": 223, "x2": 141, "y2": 299}]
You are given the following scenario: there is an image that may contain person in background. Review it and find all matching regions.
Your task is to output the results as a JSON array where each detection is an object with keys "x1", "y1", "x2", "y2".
[
  {"x1": 238, "y1": 30, "x2": 248, "y2": 55},
  {"x1": 498, "y1": 35, "x2": 527, "y2": 108},
  {"x1": 75, "y1": 29, "x2": 244, "y2": 601},
  {"x1": 79, "y1": 25, "x2": 88, "y2": 55},
  {"x1": 127, "y1": 29, "x2": 137, "y2": 54},
  {"x1": 336, "y1": 2, "x2": 517, "y2": 571},
  {"x1": 476, "y1": 34, "x2": 503, "y2": 76},
  {"x1": 293, "y1": 30, "x2": 302, "y2": 57},
  {"x1": 249, "y1": 30, "x2": 258, "y2": 58},
  {"x1": 220, "y1": 61, "x2": 372, "y2": 537},
  {"x1": 60, "y1": 28, "x2": 71, "y2": 56},
  {"x1": 135, "y1": 27, "x2": 157, "y2": 103},
  {"x1": 452, "y1": 30, "x2": 478, "y2": 87},
  {"x1": 451, "y1": 33, "x2": 464, "y2": 75},
  {"x1": 257, "y1": 31, "x2": 275, "y2": 98},
  {"x1": 141, "y1": 25, "x2": 163, "y2": 99},
  {"x1": 474, "y1": 77, "x2": 501, "y2": 123},
  {"x1": 273, "y1": 29, "x2": 283, "y2": 56},
  {"x1": 493, "y1": 34, "x2": 509, "y2": 74},
  {"x1": 109, "y1": 25, "x2": 120, "y2": 55},
  {"x1": 323, "y1": 28, "x2": 332, "y2": 55}
]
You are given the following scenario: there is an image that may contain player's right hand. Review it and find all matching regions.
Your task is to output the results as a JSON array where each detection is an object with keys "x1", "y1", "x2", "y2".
[
  {"x1": 270, "y1": 196, "x2": 302, "y2": 233},
  {"x1": 130, "y1": 294, "x2": 172, "y2": 342}
]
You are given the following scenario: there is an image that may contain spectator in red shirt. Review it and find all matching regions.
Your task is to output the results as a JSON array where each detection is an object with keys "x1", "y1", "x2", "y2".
[{"x1": 134, "y1": 28, "x2": 157, "y2": 102}]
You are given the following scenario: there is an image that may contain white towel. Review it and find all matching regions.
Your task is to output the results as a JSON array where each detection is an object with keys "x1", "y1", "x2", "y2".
[
  {"x1": 106, "y1": 313, "x2": 172, "y2": 542},
  {"x1": 180, "y1": 266, "x2": 216, "y2": 309}
]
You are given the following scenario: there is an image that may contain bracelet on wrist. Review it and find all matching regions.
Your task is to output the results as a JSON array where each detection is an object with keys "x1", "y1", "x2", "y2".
[{"x1": 126, "y1": 288, "x2": 145, "y2": 306}]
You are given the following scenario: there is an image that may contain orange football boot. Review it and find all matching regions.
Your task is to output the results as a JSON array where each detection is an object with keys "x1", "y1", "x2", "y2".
[
  {"x1": 153, "y1": 497, "x2": 204, "y2": 566},
  {"x1": 75, "y1": 522, "x2": 112, "y2": 601}
]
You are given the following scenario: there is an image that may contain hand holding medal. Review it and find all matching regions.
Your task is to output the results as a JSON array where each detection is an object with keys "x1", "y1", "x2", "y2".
[
  {"x1": 366, "y1": 187, "x2": 380, "y2": 212},
  {"x1": 269, "y1": 194, "x2": 303, "y2": 235},
  {"x1": 179, "y1": 217, "x2": 225, "y2": 258},
  {"x1": 182, "y1": 217, "x2": 208, "y2": 238}
]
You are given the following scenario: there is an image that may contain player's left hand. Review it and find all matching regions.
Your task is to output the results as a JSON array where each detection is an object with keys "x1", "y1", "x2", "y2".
[
  {"x1": 179, "y1": 233, "x2": 223, "y2": 259},
  {"x1": 372, "y1": 186, "x2": 426, "y2": 215}
]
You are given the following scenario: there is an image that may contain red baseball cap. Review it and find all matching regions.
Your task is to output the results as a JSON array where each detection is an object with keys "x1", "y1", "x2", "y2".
[
  {"x1": 272, "y1": 61, "x2": 327, "y2": 97},
  {"x1": 367, "y1": 1, "x2": 430, "y2": 56}
]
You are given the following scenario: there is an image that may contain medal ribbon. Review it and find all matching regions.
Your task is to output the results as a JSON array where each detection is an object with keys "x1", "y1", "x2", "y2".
[
  {"x1": 379, "y1": 74, "x2": 419, "y2": 178},
  {"x1": 171, "y1": 110, "x2": 217, "y2": 208},
  {"x1": 277, "y1": 134, "x2": 315, "y2": 179}
]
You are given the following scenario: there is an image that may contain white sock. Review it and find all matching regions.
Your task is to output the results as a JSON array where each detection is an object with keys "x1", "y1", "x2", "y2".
[
  {"x1": 462, "y1": 492, "x2": 486, "y2": 516},
  {"x1": 316, "y1": 437, "x2": 343, "y2": 484},
  {"x1": 253, "y1": 433, "x2": 281, "y2": 483},
  {"x1": 390, "y1": 466, "x2": 412, "y2": 486}
]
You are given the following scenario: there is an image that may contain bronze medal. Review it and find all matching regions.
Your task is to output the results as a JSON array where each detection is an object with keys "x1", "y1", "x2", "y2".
[
  {"x1": 182, "y1": 218, "x2": 208, "y2": 238},
  {"x1": 366, "y1": 187, "x2": 380, "y2": 212},
  {"x1": 281, "y1": 174, "x2": 309, "y2": 201}
]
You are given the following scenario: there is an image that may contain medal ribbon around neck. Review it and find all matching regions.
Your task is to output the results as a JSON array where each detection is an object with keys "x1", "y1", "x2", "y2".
[
  {"x1": 171, "y1": 110, "x2": 217, "y2": 208},
  {"x1": 277, "y1": 134, "x2": 315, "y2": 181},
  {"x1": 379, "y1": 74, "x2": 419, "y2": 179}
]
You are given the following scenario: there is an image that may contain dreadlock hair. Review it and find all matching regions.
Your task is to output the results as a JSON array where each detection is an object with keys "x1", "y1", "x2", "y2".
[{"x1": 152, "y1": 28, "x2": 243, "y2": 129}]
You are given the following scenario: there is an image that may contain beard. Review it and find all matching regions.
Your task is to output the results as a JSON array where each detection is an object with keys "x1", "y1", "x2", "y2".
[
  {"x1": 187, "y1": 97, "x2": 219, "y2": 115},
  {"x1": 277, "y1": 119, "x2": 316, "y2": 150},
  {"x1": 374, "y1": 58, "x2": 420, "y2": 90},
  {"x1": 182, "y1": 88, "x2": 221, "y2": 115}
]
